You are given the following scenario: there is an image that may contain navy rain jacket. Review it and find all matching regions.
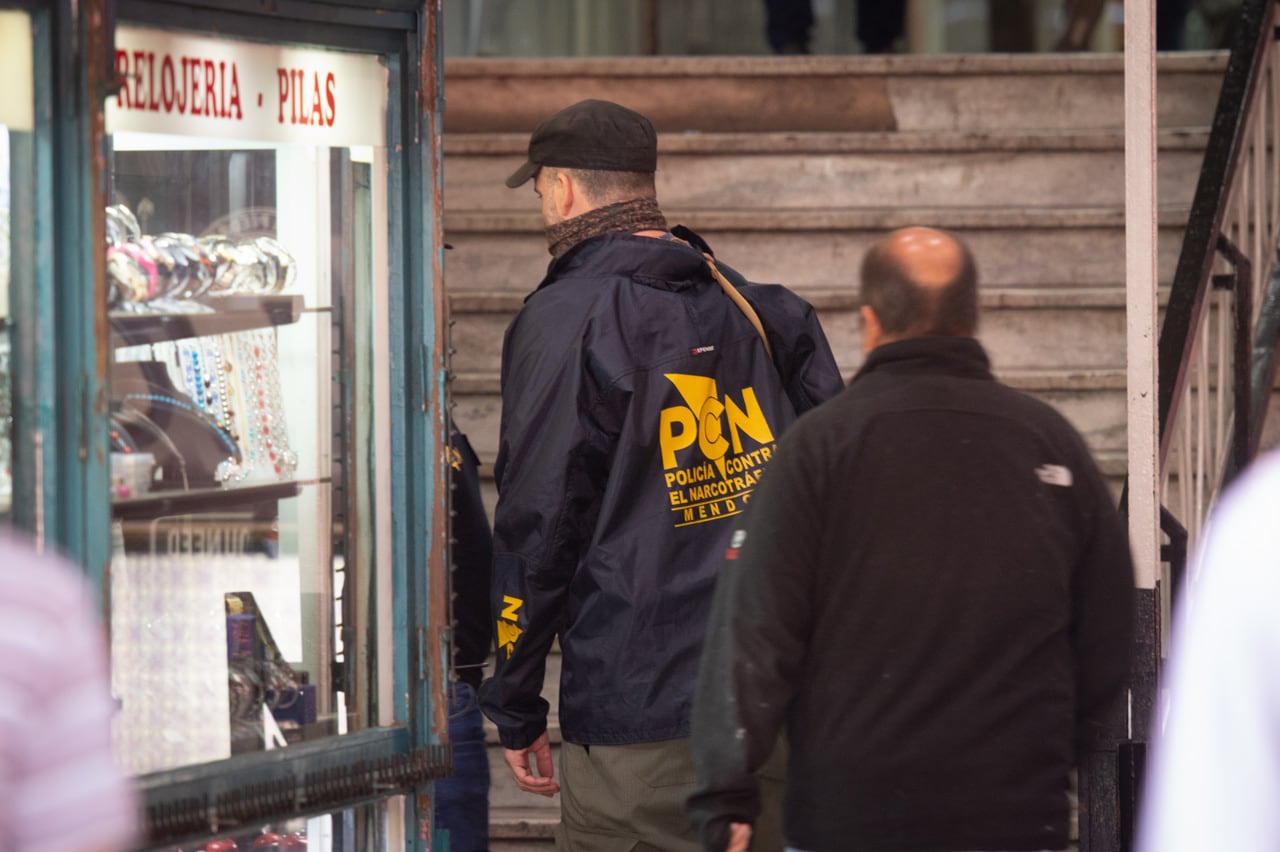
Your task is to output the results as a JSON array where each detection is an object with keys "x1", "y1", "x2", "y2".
[{"x1": 478, "y1": 229, "x2": 842, "y2": 749}]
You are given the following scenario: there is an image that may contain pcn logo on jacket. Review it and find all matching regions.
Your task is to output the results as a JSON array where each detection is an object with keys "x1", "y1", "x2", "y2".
[{"x1": 658, "y1": 373, "x2": 778, "y2": 528}]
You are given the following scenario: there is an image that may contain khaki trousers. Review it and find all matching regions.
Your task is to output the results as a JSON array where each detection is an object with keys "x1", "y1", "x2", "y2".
[{"x1": 556, "y1": 736, "x2": 787, "y2": 852}]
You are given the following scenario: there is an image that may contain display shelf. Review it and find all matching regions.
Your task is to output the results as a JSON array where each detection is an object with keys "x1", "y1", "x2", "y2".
[
  {"x1": 109, "y1": 294, "x2": 304, "y2": 346},
  {"x1": 111, "y1": 480, "x2": 302, "y2": 521}
]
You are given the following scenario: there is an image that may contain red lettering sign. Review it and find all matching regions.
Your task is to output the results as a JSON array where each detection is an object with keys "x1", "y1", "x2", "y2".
[
  {"x1": 277, "y1": 68, "x2": 289, "y2": 123},
  {"x1": 115, "y1": 50, "x2": 131, "y2": 108},
  {"x1": 114, "y1": 49, "x2": 246, "y2": 122},
  {"x1": 160, "y1": 56, "x2": 175, "y2": 112},
  {"x1": 276, "y1": 67, "x2": 338, "y2": 127},
  {"x1": 114, "y1": 45, "x2": 335, "y2": 132}
]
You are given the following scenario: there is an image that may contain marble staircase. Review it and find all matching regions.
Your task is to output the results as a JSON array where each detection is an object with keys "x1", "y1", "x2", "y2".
[{"x1": 441, "y1": 51, "x2": 1229, "y2": 849}]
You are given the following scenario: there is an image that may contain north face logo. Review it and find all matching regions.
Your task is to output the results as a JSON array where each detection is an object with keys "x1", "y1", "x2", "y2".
[{"x1": 1036, "y1": 464, "x2": 1073, "y2": 487}]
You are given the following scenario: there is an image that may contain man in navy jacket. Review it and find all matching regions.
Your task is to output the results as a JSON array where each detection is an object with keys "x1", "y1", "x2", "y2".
[{"x1": 478, "y1": 99, "x2": 842, "y2": 850}]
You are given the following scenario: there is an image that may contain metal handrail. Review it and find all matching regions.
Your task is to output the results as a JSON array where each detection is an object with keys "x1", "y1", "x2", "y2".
[{"x1": 1154, "y1": 0, "x2": 1280, "y2": 562}]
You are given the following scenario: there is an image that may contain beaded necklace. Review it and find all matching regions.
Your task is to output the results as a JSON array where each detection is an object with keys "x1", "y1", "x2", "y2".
[
  {"x1": 235, "y1": 329, "x2": 297, "y2": 481},
  {"x1": 121, "y1": 392, "x2": 241, "y2": 457}
]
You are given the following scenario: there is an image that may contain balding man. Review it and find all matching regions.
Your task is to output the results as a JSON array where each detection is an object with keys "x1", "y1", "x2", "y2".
[{"x1": 688, "y1": 228, "x2": 1135, "y2": 852}]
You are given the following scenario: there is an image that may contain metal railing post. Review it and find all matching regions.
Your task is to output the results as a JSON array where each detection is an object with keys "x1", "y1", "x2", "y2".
[{"x1": 1215, "y1": 233, "x2": 1254, "y2": 481}]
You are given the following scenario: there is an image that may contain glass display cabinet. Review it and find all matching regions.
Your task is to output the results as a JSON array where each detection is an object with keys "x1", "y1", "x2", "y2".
[
  {"x1": 0, "y1": 1, "x2": 447, "y2": 844},
  {"x1": 106, "y1": 25, "x2": 391, "y2": 777},
  {"x1": 99, "y1": 8, "x2": 449, "y2": 850}
]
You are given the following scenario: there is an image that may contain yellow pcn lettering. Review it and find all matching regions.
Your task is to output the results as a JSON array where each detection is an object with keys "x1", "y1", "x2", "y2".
[
  {"x1": 660, "y1": 406, "x2": 697, "y2": 469},
  {"x1": 726, "y1": 388, "x2": 775, "y2": 454}
]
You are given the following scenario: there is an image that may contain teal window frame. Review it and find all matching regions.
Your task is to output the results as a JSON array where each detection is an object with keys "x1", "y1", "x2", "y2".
[
  {"x1": 65, "y1": 1, "x2": 450, "y2": 848},
  {"x1": 3, "y1": 0, "x2": 59, "y2": 547}
]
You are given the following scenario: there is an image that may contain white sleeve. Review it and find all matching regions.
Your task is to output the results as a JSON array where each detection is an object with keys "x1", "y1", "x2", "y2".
[{"x1": 1137, "y1": 454, "x2": 1280, "y2": 852}]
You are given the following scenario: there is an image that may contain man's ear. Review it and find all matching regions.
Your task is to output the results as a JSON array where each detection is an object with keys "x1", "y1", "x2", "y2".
[
  {"x1": 860, "y1": 304, "x2": 882, "y2": 355},
  {"x1": 553, "y1": 169, "x2": 577, "y2": 220}
]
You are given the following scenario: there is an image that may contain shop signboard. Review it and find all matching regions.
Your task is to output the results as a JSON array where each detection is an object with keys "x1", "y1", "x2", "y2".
[{"x1": 108, "y1": 26, "x2": 386, "y2": 146}]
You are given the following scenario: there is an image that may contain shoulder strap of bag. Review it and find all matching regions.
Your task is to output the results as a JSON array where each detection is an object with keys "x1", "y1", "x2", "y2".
[
  {"x1": 702, "y1": 253, "x2": 775, "y2": 360},
  {"x1": 665, "y1": 232, "x2": 775, "y2": 360}
]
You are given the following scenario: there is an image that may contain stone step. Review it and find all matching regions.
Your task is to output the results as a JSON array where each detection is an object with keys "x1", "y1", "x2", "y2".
[
  {"x1": 451, "y1": 367, "x2": 1134, "y2": 468},
  {"x1": 448, "y1": 285, "x2": 1153, "y2": 314},
  {"x1": 443, "y1": 206, "x2": 1191, "y2": 292},
  {"x1": 456, "y1": 356, "x2": 1280, "y2": 429},
  {"x1": 453, "y1": 371, "x2": 1137, "y2": 521},
  {"x1": 447, "y1": 287, "x2": 1156, "y2": 378},
  {"x1": 457, "y1": 396, "x2": 1280, "y2": 522},
  {"x1": 451, "y1": 367, "x2": 1141, "y2": 396},
  {"x1": 490, "y1": 807, "x2": 557, "y2": 850},
  {"x1": 446, "y1": 129, "x2": 1208, "y2": 212},
  {"x1": 455, "y1": 374, "x2": 1280, "y2": 508},
  {"x1": 443, "y1": 53, "x2": 1225, "y2": 134}
]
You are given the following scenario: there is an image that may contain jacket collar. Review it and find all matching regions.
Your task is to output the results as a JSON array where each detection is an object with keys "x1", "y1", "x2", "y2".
[
  {"x1": 853, "y1": 336, "x2": 995, "y2": 383},
  {"x1": 530, "y1": 232, "x2": 711, "y2": 298}
]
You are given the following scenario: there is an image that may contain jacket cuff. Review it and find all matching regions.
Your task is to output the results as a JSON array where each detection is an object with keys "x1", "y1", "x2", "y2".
[{"x1": 497, "y1": 719, "x2": 548, "y2": 751}]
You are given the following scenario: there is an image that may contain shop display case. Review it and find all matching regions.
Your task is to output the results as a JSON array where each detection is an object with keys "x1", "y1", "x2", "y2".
[
  {"x1": 0, "y1": 0, "x2": 447, "y2": 843},
  {"x1": 97, "y1": 14, "x2": 451, "y2": 846},
  {"x1": 105, "y1": 25, "x2": 394, "y2": 778},
  {"x1": 0, "y1": 0, "x2": 450, "y2": 834}
]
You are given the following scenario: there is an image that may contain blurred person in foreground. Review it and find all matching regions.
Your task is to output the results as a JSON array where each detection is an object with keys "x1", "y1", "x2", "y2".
[
  {"x1": 688, "y1": 226, "x2": 1135, "y2": 852},
  {"x1": 0, "y1": 530, "x2": 137, "y2": 851},
  {"x1": 1137, "y1": 450, "x2": 1280, "y2": 852},
  {"x1": 477, "y1": 98, "x2": 843, "y2": 850}
]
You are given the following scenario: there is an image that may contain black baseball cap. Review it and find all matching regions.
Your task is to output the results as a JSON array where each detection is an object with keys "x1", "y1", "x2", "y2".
[{"x1": 505, "y1": 99, "x2": 658, "y2": 188}]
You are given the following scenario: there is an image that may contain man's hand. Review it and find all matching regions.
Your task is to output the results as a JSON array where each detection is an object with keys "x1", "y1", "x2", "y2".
[
  {"x1": 727, "y1": 822, "x2": 752, "y2": 852},
  {"x1": 503, "y1": 731, "x2": 560, "y2": 797}
]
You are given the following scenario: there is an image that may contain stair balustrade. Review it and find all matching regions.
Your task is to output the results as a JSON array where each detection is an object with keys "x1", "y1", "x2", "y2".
[{"x1": 1153, "y1": 0, "x2": 1280, "y2": 580}]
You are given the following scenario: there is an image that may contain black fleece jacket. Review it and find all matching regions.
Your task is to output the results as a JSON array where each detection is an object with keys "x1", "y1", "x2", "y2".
[{"x1": 689, "y1": 336, "x2": 1134, "y2": 852}]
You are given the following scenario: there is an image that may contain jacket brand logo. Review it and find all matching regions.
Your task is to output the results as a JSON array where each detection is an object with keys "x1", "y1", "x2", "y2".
[
  {"x1": 497, "y1": 595, "x2": 524, "y2": 658},
  {"x1": 658, "y1": 374, "x2": 778, "y2": 528},
  {"x1": 1036, "y1": 464, "x2": 1073, "y2": 487}
]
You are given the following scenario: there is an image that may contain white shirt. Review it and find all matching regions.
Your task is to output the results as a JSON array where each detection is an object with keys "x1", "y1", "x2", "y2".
[{"x1": 1138, "y1": 451, "x2": 1280, "y2": 851}]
